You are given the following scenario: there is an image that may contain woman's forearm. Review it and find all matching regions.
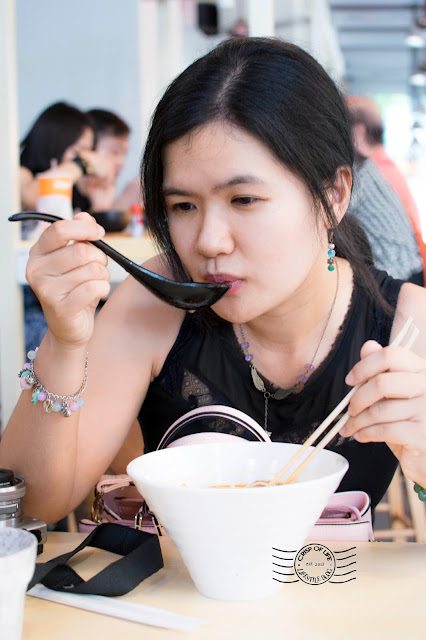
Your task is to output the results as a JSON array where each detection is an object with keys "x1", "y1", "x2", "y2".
[{"x1": 0, "y1": 335, "x2": 89, "y2": 523}]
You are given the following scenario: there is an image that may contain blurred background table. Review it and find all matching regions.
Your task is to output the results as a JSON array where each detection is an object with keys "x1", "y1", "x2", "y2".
[
  {"x1": 23, "y1": 532, "x2": 426, "y2": 640},
  {"x1": 15, "y1": 232, "x2": 159, "y2": 285}
]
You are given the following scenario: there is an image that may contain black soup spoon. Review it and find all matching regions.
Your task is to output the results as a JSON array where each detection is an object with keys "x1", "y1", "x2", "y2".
[{"x1": 9, "y1": 212, "x2": 230, "y2": 310}]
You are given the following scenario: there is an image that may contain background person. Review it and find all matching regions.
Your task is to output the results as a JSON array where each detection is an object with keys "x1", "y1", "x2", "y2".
[
  {"x1": 347, "y1": 95, "x2": 426, "y2": 286},
  {"x1": 87, "y1": 108, "x2": 130, "y2": 178},
  {"x1": 73, "y1": 108, "x2": 141, "y2": 213},
  {"x1": 347, "y1": 155, "x2": 424, "y2": 285}
]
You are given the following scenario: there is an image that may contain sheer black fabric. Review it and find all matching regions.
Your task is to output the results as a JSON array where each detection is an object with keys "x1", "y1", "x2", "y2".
[{"x1": 139, "y1": 268, "x2": 403, "y2": 509}]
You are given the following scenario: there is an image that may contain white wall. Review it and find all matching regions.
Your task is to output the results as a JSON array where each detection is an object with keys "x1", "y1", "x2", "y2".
[
  {"x1": 15, "y1": 0, "x2": 343, "y2": 193},
  {"x1": 0, "y1": 0, "x2": 23, "y2": 430},
  {"x1": 16, "y1": 0, "x2": 142, "y2": 189}
]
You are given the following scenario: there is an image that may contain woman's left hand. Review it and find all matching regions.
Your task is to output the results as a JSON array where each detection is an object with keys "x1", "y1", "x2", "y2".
[{"x1": 340, "y1": 340, "x2": 426, "y2": 487}]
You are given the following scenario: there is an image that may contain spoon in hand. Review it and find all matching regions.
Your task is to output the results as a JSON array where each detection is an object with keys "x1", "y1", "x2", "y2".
[{"x1": 9, "y1": 212, "x2": 230, "y2": 310}]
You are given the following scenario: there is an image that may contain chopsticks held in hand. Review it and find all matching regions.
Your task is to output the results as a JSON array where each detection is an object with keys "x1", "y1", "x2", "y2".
[{"x1": 269, "y1": 316, "x2": 419, "y2": 486}]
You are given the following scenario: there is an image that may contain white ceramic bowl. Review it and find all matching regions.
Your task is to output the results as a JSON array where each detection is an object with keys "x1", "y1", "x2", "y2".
[
  {"x1": 127, "y1": 442, "x2": 348, "y2": 600},
  {"x1": 0, "y1": 528, "x2": 37, "y2": 640}
]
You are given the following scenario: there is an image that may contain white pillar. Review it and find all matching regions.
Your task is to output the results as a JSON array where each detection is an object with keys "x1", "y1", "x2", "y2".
[
  {"x1": 138, "y1": 0, "x2": 186, "y2": 146},
  {"x1": 163, "y1": 0, "x2": 184, "y2": 88},
  {"x1": 138, "y1": 0, "x2": 161, "y2": 142},
  {"x1": 0, "y1": 0, "x2": 24, "y2": 432},
  {"x1": 310, "y1": 0, "x2": 345, "y2": 81},
  {"x1": 247, "y1": 0, "x2": 274, "y2": 37}
]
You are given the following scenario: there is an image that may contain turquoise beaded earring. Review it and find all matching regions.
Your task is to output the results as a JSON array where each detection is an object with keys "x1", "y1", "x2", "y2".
[
  {"x1": 327, "y1": 231, "x2": 336, "y2": 271},
  {"x1": 414, "y1": 482, "x2": 426, "y2": 502}
]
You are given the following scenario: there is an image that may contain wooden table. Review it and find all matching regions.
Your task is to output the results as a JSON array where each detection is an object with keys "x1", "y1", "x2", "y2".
[{"x1": 23, "y1": 533, "x2": 426, "y2": 640}]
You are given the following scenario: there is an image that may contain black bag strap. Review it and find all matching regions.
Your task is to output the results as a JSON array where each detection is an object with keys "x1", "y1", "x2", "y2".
[{"x1": 28, "y1": 522, "x2": 163, "y2": 596}]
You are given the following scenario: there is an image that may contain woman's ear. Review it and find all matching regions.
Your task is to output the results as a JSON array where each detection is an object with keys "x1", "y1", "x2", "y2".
[{"x1": 329, "y1": 166, "x2": 352, "y2": 224}]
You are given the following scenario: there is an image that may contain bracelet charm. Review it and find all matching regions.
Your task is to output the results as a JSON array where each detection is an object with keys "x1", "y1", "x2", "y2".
[{"x1": 18, "y1": 349, "x2": 88, "y2": 417}]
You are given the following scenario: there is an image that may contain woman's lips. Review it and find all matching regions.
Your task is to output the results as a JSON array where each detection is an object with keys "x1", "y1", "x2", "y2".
[{"x1": 204, "y1": 274, "x2": 243, "y2": 295}]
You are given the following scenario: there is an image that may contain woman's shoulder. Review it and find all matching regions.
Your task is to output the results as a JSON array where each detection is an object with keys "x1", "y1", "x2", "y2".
[
  {"x1": 363, "y1": 265, "x2": 424, "y2": 315},
  {"x1": 364, "y1": 265, "x2": 402, "y2": 288},
  {"x1": 355, "y1": 266, "x2": 405, "y2": 306}
]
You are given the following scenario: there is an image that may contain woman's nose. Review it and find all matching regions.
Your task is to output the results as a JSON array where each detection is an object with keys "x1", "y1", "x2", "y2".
[{"x1": 195, "y1": 209, "x2": 234, "y2": 258}]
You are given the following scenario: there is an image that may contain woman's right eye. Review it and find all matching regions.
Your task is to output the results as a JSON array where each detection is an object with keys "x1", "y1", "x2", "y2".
[{"x1": 170, "y1": 202, "x2": 195, "y2": 213}]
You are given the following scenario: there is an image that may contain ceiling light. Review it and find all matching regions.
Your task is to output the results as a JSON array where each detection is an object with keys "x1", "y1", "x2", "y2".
[
  {"x1": 410, "y1": 56, "x2": 426, "y2": 86},
  {"x1": 411, "y1": 72, "x2": 426, "y2": 87},
  {"x1": 406, "y1": 3, "x2": 426, "y2": 47},
  {"x1": 406, "y1": 29, "x2": 425, "y2": 48}
]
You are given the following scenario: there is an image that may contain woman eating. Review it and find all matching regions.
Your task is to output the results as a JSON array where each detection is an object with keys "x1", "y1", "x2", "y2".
[{"x1": 1, "y1": 38, "x2": 425, "y2": 524}]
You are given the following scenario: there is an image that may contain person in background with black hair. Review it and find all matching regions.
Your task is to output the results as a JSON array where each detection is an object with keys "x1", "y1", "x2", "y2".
[
  {"x1": 347, "y1": 95, "x2": 425, "y2": 287},
  {"x1": 87, "y1": 109, "x2": 130, "y2": 179},
  {"x1": 2, "y1": 38, "x2": 425, "y2": 525},
  {"x1": 73, "y1": 108, "x2": 141, "y2": 213}
]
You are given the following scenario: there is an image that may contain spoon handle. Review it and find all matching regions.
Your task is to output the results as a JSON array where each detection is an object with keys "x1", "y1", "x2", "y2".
[{"x1": 9, "y1": 211, "x2": 178, "y2": 287}]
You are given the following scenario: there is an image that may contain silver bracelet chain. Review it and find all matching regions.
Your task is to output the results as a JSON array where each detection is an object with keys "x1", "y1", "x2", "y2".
[{"x1": 18, "y1": 351, "x2": 88, "y2": 417}]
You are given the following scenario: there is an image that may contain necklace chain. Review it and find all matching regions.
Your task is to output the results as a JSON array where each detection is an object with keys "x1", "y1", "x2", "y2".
[{"x1": 239, "y1": 261, "x2": 340, "y2": 435}]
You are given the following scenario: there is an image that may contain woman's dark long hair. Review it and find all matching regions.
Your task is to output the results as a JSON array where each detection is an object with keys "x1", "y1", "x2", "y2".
[
  {"x1": 142, "y1": 37, "x2": 388, "y2": 316},
  {"x1": 20, "y1": 102, "x2": 92, "y2": 175}
]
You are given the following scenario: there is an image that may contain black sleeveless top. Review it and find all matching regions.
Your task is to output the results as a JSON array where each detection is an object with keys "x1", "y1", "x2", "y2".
[{"x1": 139, "y1": 268, "x2": 403, "y2": 509}]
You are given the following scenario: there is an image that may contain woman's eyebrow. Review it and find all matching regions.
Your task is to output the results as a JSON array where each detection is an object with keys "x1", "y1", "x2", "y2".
[
  {"x1": 213, "y1": 175, "x2": 263, "y2": 191},
  {"x1": 163, "y1": 175, "x2": 263, "y2": 197},
  {"x1": 163, "y1": 186, "x2": 194, "y2": 197}
]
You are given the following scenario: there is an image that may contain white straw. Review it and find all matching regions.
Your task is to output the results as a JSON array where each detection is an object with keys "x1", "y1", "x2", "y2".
[{"x1": 28, "y1": 584, "x2": 208, "y2": 632}]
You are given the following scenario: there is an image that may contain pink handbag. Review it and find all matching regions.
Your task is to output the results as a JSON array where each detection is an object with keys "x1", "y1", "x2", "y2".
[
  {"x1": 79, "y1": 405, "x2": 374, "y2": 541},
  {"x1": 79, "y1": 474, "x2": 162, "y2": 535},
  {"x1": 306, "y1": 490, "x2": 373, "y2": 541}
]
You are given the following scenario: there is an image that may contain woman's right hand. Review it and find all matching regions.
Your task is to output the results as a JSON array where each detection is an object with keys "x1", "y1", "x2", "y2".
[{"x1": 26, "y1": 212, "x2": 111, "y2": 349}]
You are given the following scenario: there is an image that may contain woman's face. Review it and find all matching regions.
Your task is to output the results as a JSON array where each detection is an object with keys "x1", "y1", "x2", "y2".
[
  {"x1": 163, "y1": 122, "x2": 328, "y2": 323},
  {"x1": 62, "y1": 127, "x2": 94, "y2": 163}
]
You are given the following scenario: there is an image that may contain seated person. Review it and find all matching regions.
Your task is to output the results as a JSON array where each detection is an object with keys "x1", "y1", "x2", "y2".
[
  {"x1": 2, "y1": 38, "x2": 425, "y2": 531},
  {"x1": 73, "y1": 108, "x2": 141, "y2": 213},
  {"x1": 348, "y1": 155, "x2": 424, "y2": 286},
  {"x1": 347, "y1": 95, "x2": 426, "y2": 286}
]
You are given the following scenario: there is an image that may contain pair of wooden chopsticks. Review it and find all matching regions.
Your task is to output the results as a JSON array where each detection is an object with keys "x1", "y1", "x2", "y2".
[{"x1": 268, "y1": 316, "x2": 419, "y2": 486}]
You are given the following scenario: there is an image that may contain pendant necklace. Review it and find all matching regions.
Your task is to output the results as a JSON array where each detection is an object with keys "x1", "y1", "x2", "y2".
[{"x1": 238, "y1": 262, "x2": 339, "y2": 437}]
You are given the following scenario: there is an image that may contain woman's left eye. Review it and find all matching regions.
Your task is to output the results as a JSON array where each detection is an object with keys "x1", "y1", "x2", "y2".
[{"x1": 232, "y1": 196, "x2": 258, "y2": 206}]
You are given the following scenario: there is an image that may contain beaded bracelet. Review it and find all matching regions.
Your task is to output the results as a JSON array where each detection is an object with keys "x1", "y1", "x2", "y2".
[
  {"x1": 18, "y1": 348, "x2": 88, "y2": 418},
  {"x1": 413, "y1": 483, "x2": 426, "y2": 502}
]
